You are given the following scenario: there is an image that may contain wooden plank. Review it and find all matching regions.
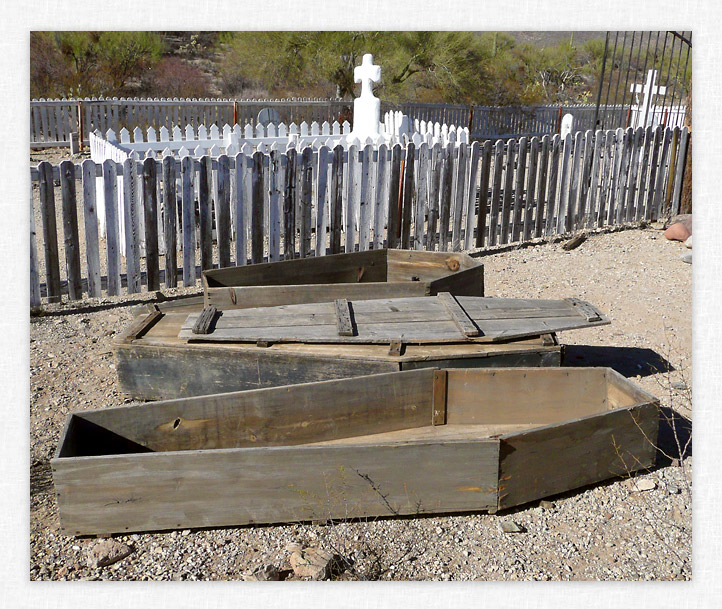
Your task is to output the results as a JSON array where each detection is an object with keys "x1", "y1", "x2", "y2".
[
  {"x1": 488, "y1": 140, "x2": 504, "y2": 245},
  {"x1": 181, "y1": 156, "x2": 195, "y2": 286},
  {"x1": 334, "y1": 298, "x2": 355, "y2": 336},
  {"x1": 414, "y1": 143, "x2": 429, "y2": 251},
  {"x1": 386, "y1": 144, "x2": 402, "y2": 249},
  {"x1": 29, "y1": 181, "x2": 41, "y2": 308},
  {"x1": 269, "y1": 149, "x2": 283, "y2": 261},
  {"x1": 556, "y1": 133, "x2": 573, "y2": 235},
  {"x1": 142, "y1": 157, "x2": 160, "y2": 291},
  {"x1": 283, "y1": 148, "x2": 297, "y2": 260},
  {"x1": 52, "y1": 437, "x2": 498, "y2": 535},
  {"x1": 38, "y1": 162, "x2": 61, "y2": 302},
  {"x1": 643, "y1": 127, "x2": 663, "y2": 221},
  {"x1": 345, "y1": 144, "x2": 360, "y2": 253},
  {"x1": 670, "y1": 127, "x2": 689, "y2": 216},
  {"x1": 511, "y1": 137, "x2": 527, "y2": 243},
  {"x1": 475, "y1": 140, "x2": 492, "y2": 248},
  {"x1": 437, "y1": 292, "x2": 479, "y2": 337},
  {"x1": 358, "y1": 144, "x2": 374, "y2": 251},
  {"x1": 298, "y1": 147, "x2": 313, "y2": 258},
  {"x1": 566, "y1": 131, "x2": 583, "y2": 231},
  {"x1": 544, "y1": 134, "x2": 561, "y2": 236},
  {"x1": 59, "y1": 160, "x2": 82, "y2": 300},
  {"x1": 432, "y1": 369, "x2": 447, "y2": 425},
  {"x1": 615, "y1": 127, "x2": 634, "y2": 225},
  {"x1": 586, "y1": 130, "x2": 603, "y2": 228},
  {"x1": 315, "y1": 146, "x2": 329, "y2": 257},
  {"x1": 596, "y1": 130, "x2": 614, "y2": 228},
  {"x1": 652, "y1": 127, "x2": 673, "y2": 221},
  {"x1": 498, "y1": 401, "x2": 658, "y2": 510},
  {"x1": 606, "y1": 128, "x2": 624, "y2": 226},
  {"x1": 122, "y1": 158, "x2": 141, "y2": 294},
  {"x1": 450, "y1": 142, "x2": 468, "y2": 251},
  {"x1": 625, "y1": 127, "x2": 645, "y2": 223},
  {"x1": 577, "y1": 130, "x2": 594, "y2": 230},
  {"x1": 634, "y1": 126, "x2": 653, "y2": 222},
  {"x1": 463, "y1": 141, "x2": 480, "y2": 250},
  {"x1": 522, "y1": 137, "x2": 538, "y2": 241},
  {"x1": 234, "y1": 152, "x2": 248, "y2": 266},
  {"x1": 438, "y1": 142, "x2": 454, "y2": 251},
  {"x1": 534, "y1": 135, "x2": 550, "y2": 238},
  {"x1": 216, "y1": 155, "x2": 231, "y2": 269},
  {"x1": 428, "y1": 265, "x2": 485, "y2": 298},
  {"x1": 373, "y1": 144, "x2": 389, "y2": 249},
  {"x1": 400, "y1": 142, "x2": 415, "y2": 250},
  {"x1": 163, "y1": 156, "x2": 178, "y2": 287},
  {"x1": 192, "y1": 305, "x2": 218, "y2": 335},
  {"x1": 81, "y1": 160, "x2": 102, "y2": 298},
  {"x1": 564, "y1": 297, "x2": 601, "y2": 321},
  {"x1": 499, "y1": 138, "x2": 516, "y2": 244},
  {"x1": 329, "y1": 145, "x2": 343, "y2": 254},
  {"x1": 72, "y1": 368, "x2": 435, "y2": 452},
  {"x1": 115, "y1": 304, "x2": 163, "y2": 343},
  {"x1": 426, "y1": 143, "x2": 442, "y2": 250},
  {"x1": 198, "y1": 156, "x2": 214, "y2": 271},
  {"x1": 103, "y1": 160, "x2": 121, "y2": 296}
]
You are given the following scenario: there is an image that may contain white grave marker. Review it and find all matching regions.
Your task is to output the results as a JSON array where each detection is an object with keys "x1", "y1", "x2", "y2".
[
  {"x1": 560, "y1": 113, "x2": 575, "y2": 138},
  {"x1": 351, "y1": 54, "x2": 382, "y2": 141},
  {"x1": 630, "y1": 69, "x2": 666, "y2": 128}
]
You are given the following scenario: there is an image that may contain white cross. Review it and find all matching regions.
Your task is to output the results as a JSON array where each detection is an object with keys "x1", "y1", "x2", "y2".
[
  {"x1": 630, "y1": 70, "x2": 667, "y2": 127},
  {"x1": 354, "y1": 54, "x2": 381, "y2": 98}
]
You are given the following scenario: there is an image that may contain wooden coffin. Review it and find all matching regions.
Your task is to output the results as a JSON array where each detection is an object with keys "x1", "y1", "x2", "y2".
[
  {"x1": 52, "y1": 367, "x2": 659, "y2": 535},
  {"x1": 181, "y1": 294, "x2": 609, "y2": 344},
  {"x1": 202, "y1": 249, "x2": 484, "y2": 309},
  {"x1": 114, "y1": 305, "x2": 565, "y2": 401}
]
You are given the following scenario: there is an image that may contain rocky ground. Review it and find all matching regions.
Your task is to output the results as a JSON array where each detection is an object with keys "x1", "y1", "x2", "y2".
[{"x1": 29, "y1": 227, "x2": 692, "y2": 581}]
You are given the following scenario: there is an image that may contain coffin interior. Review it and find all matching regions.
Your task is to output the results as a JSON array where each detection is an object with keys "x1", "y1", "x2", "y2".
[{"x1": 56, "y1": 368, "x2": 649, "y2": 459}]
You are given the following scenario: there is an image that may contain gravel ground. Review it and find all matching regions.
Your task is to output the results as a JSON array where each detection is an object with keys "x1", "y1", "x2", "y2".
[{"x1": 29, "y1": 226, "x2": 692, "y2": 581}]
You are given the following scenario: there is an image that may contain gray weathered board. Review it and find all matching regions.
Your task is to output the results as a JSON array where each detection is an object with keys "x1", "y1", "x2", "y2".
[
  {"x1": 179, "y1": 294, "x2": 608, "y2": 344},
  {"x1": 201, "y1": 249, "x2": 484, "y2": 310},
  {"x1": 52, "y1": 367, "x2": 658, "y2": 535}
]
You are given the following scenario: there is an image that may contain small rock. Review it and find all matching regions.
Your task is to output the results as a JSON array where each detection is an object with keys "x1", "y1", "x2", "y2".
[
  {"x1": 289, "y1": 547, "x2": 338, "y2": 580},
  {"x1": 684, "y1": 235, "x2": 692, "y2": 249},
  {"x1": 539, "y1": 500, "x2": 555, "y2": 510},
  {"x1": 500, "y1": 521, "x2": 523, "y2": 533},
  {"x1": 435, "y1": 527, "x2": 443, "y2": 534},
  {"x1": 285, "y1": 542, "x2": 303, "y2": 554},
  {"x1": 680, "y1": 252, "x2": 692, "y2": 264},
  {"x1": 181, "y1": 529, "x2": 190, "y2": 536},
  {"x1": 629, "y1": 479, "x2": 657, "y2": 492},
  {"x1": 671, "y1": 381, "x2": 688, "y2": 391},
  {"x1": 86, "y1": 539, "x2": 133, "y2": 568},
  {"x1": 243, "y1": 564, "x2": 280, "y2": 581},
  {"x1": 667, "y1": 483, "x2": 681, "y2": 495}
]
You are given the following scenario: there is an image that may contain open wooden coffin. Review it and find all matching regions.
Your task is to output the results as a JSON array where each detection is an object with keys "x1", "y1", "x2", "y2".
[
  {"x1": 202, "y1": 249, "x2": 485, "y2": 309},
  {"x1": 114, "y1": 305, "x2": 566, "y2": 401},
  {"x1": 52, "y1": 367, "x2": 658, "y2": 535}
]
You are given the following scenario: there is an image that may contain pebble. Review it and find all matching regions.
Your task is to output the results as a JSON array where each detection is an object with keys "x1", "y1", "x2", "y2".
[
  {"x1": 629, "y1": 479, "x2": 657, "y2": 492},
  {"x1": 500, "y1": 521, "x2": 523, "y2": 534}
]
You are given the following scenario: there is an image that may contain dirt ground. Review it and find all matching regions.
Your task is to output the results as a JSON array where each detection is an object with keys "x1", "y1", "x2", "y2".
[{"x1": 29, "y1": 227, "x2": 692, "y2": 581}]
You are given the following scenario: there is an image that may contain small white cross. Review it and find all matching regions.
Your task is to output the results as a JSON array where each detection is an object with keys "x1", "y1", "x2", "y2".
[
  {"x1": 354, "y1": 54, "x2": 381, "y2": 98},
  {"x1": 630, "y1": 70, "x2": 667, "y2": 128}
]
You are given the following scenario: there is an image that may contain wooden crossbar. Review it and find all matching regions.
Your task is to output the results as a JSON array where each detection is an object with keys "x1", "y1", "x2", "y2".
[{"x1": 437, "y1": 292, "x2": 479, "y2": 337}]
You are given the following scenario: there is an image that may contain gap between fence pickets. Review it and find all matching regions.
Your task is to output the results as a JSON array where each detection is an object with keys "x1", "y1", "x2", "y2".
[{"x1": 29, "y1": 126, "x2": 686, "y2": 304}]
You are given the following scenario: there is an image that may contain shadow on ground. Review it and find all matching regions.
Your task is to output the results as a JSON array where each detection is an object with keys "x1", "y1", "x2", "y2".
[{"x1": 563, "y1": 344, "x2": 674, "y2": 378}]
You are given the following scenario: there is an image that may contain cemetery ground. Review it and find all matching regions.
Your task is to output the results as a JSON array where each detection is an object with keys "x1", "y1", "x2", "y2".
[{"x1": 29, "y1": 225, "x2": 692, "y2": 581}]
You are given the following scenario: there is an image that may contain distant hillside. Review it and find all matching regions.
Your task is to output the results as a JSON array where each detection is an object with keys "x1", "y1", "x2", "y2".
[{"x1": 503, "y1": 31, "x2": 606, "y2": 48}]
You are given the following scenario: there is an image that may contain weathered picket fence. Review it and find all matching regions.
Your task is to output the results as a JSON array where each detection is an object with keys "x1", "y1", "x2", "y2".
[
  {"x1": 32, "y1": 97, "x2": 679, "y2": 148},
  {"x1": 30, "y1": 125, "x2": 689, "y2": 308}
]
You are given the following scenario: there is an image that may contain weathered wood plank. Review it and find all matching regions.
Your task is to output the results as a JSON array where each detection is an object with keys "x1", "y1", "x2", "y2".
[
  {"x1": 59, "y1": 160, "x2": 82, "y2": 300},
  {"x1": 373, "y1": 144, "x2": 389, "y2": 250},
  {"x1": 615, "y1": 127, "x2": 634, "y2": 225},
  {"x1": 103, "y1": 160, "x2": 121, "y2": 296},
  {"x1": 488, "y1": 140, "x2": 504, "y2": 245},
  {"x1": 234, "y1": 152, "x2": 247, "y2": 267},
  {"x1": 463, "y1": 141, "x2": 481, "y2": 250},
  {"x1": 315, "y1": 146, "x2": 330, "y2": 257},
  {"x1": 451, "y1": 142, "x2": 467, "y2": 251},
  {"x1": 251, "y1": 151, "x2": 265, "y2": 263},
  {"x1": 534, "y1": 135, "x2": 550, "y2": 238},
  {"x1": 345, "y1": 144, "x2": 360, "y2": 253},
  {"x1": 38, "y1": 162, "x2": 61, "y2": 302},
  {"x1": 123, "y1": 158, "x2": 141, "y2": 293},
  {"x1": 586, "y1": 130, "x2": 603, "y2": 228},
  {"x1": 163, "y1": 156, "x2": 178, "y2": 287},
  {"x1": 625, "y1": 127, "x2": 645, "y2": 223},
  {"x1": 544, "y1": 134, "x2": 561, "y2": 236},
  {"x1": 400, "y1": 142, "x2": 416, "y2": 250},
  {"x1": 386, "y1": 144, "x2": 402, "y2": 249},
  {"x1": 606, "y1": 128, "x2": 624, "y2": 226},
  {"x1": 298, "y1": 147, "x2": 313, "y2": 258},
  {"x1": 475, "y1": 140, "x2": 492, "y2": 248},
  {"x1": 426, "y1": 143, "x2": 442, "y2": 251},
  {"x1": 283, "y1": 148, "x2": 297, "y2": 261},
  {"x1": 329, "y1": 145, "x2": 343, "y2": 254},
  {"x1": 269, "y1": 150, "x2": 283, "y2": 261},
  {"x1": 556, "y1": 133, "x2": 572, "y2": 235},
  {"x1": 334, "y1": 298, "x2": 355, "y2": 336},
  {"x1": 522, "y1": 137, "x2": 538, "y2": 241},
  {"x1": 181, "y1": 155, "x2": 196, "y2": 285},
  {"x1": 577, "y1": 130, "x2": 594, "y2": 230},
  {"x1": 511, "y1": 137, "x2": 527, "y2": 243},
  {"x1": 499, "y1": 138, "x2": 516, "y2": 244},
  {"x1": 358, "y1": 144, "x2": 374, "y2": 251},
  {"x1": 566, "y1": 131, "x2": 583, "y2": 232},
  {"x1": 498, "y1": 401, "x2": 658, "y2": 510},
  {"x1": 670, "y1": 127, "x2": 689, "y2": 217},
  {"x1": 81, "y1": 160, "x2": 102, "y2": 298},
  {"x1": 652, "y1": 127, "x2": 673, "y2": 221},
  {"x1": 29, "y1": 182, "x2": 41, "y2": 308},
  {"x1": 414, "y1": 143, "x2": 429, "y2": 251},
  {"x1": 192, "y1": 305, "x2": 218, "y2": 335},
  {"x1": 215, "y1": 155, "x2": 231, "y2": 269},
  {"x1": 438, "y1": 142, "x2": 454, "y2": 251},
  {"x1": 437, "y1": 292, "x2": 479, "y2": 337},
  {"x1": 142, "y1": 157, "x2": 160, "y2": 291},
  {"x1": 198, "y1": 156, "x2": 214, "y2": 271}
]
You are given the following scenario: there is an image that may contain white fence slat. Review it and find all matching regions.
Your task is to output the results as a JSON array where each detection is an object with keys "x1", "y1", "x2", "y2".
[{"x1": 315, "y1": 146, "x2": 330, "y2": 257}]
